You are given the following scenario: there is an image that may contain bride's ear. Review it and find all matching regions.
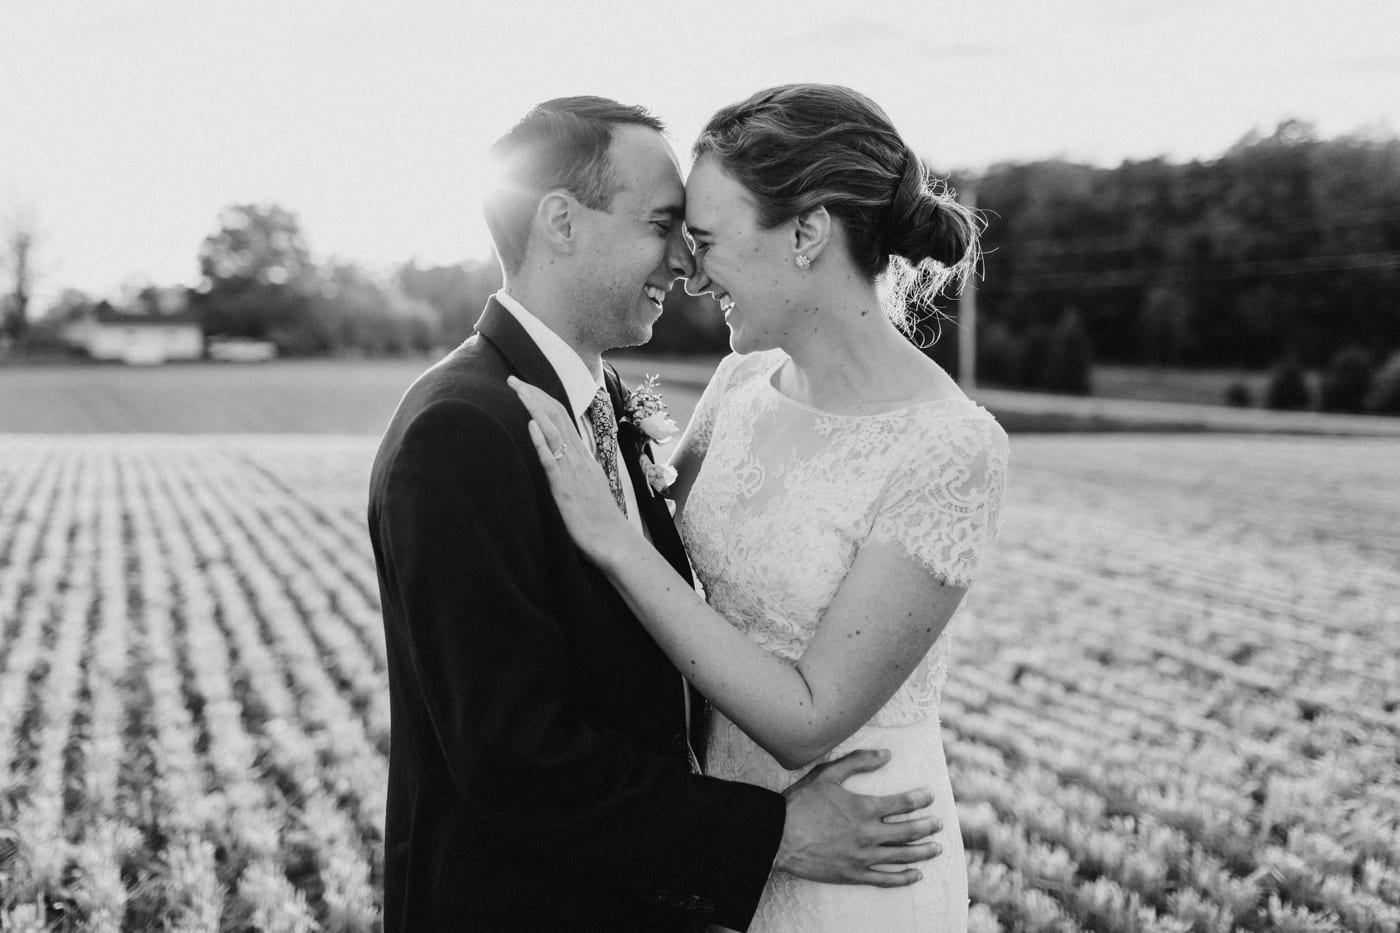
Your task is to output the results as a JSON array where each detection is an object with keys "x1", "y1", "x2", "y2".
[{"x1": 792, "y1": 206, "x2": 832, "y2": 265}]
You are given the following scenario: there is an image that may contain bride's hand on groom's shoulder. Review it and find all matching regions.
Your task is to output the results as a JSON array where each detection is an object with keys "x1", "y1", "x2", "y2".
[
  {"x1": 776, "y1": 749, "x2": 942, "y2": 887},
  {"x1": 508, "y1": 376, "x2": 634, "y2": 566}
]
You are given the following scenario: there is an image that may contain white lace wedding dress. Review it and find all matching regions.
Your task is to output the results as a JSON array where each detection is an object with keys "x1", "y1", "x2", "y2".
[{"x1": 678, "y1": 350, "x2": 1008, "y2": 933}]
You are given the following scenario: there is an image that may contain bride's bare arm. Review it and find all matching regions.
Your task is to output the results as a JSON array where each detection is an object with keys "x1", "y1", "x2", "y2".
[
  {"x1": 608, "y1": 532, "x2": 960, "y2": 771},
  {"x1": 510, "y1": 376, "x2": 966, "y2": 771}
]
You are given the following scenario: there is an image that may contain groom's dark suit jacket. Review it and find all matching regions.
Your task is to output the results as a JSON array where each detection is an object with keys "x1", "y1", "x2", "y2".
[{"x1": 368, "y1": 298, "x2": 786, "y2": 932}]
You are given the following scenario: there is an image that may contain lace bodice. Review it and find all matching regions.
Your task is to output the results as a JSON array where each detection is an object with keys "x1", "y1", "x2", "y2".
[
  {"x1": 679, "y1": 350, "x2": 1006, "y2": 932},
  {"x1": 679, "y1": 350, "x2": 1008, "y2": 729}
]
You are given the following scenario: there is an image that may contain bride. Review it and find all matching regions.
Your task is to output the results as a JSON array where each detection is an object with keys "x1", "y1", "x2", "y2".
[{"x1": 511, "y1": 84, "x2": 1008, "y2": 933}]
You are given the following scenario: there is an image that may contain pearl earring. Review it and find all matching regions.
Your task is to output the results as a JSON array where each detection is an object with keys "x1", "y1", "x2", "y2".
[{"x1": 795, "y1": 254, "x2": 811, "y2": 270}]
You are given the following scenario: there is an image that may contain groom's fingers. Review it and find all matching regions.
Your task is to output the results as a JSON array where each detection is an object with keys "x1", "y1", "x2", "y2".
[
  {"x1": 876, "y1": 815, "x2": 940, "y2": 843},
  {"x1": 817, "y1": 750, "x2": 935, "y2": 819},
  {"x1": 810, "y1": 749, "x2": 938, "y2": 820},
  {"x1": 814, "y1": 748, "x2": 890, "y2": 782},
  {"x1": 870, "y1": 789, "x2": 935, "y2": 819},
  {"x1": 851, "y1": 867, "x2": 923, "y2": 888},
  {"x1": 871, "y1": 838, "x2": 942, "y2": 864}
]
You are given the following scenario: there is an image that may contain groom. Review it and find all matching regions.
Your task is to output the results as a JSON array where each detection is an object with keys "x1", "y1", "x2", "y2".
[{"x1": 368, "y1": 96, "x2": 938, "y2": 932}]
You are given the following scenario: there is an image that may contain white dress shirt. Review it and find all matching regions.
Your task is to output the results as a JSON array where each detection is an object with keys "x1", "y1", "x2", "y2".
[{"x1": 493, "y1": 291, "x2": 644, "y2": 535}]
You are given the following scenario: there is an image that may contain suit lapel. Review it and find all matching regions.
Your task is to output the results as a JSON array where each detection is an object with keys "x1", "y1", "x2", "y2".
[
  {"x1": 476, "y1": 304, "x2": 689, "y2": 588},
  {"x1": 605, "y1": 366, "x2": 707, "y2": 762},
  {"x1": 474, "y1": 297, "x2": 581, "y2": 439},
  {"x1": 478, "y1": 301, "x2": 707, "y2": 764},
  {"x1": 606, "y1": 367, "x2": 694, "y2": 587}
]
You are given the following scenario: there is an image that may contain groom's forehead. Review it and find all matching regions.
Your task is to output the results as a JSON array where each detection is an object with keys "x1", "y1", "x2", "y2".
[
  {"x1": 612, "y1": 173, "x2": 685, "y2": 221},
  {"x1": 614, "y1": 130, "x2": 681, "y2": 174}
]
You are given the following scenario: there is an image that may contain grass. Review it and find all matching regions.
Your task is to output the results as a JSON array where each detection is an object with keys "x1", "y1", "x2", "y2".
[
  {"x1": 0, "y1": 357, "x2": 710, "y2": 436},
  {"x1": 0, "y1": 359, "x2": 437, "y2": 434},
  {"x1": 1089, "y1": 364, "x2": 1308, "y2": 407},
  {"x1": 4, "y1": 357, "x2": 1393, "y2": 439}
]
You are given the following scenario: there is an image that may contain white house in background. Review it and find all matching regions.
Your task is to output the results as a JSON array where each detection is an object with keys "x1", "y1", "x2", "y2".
[
  {"x1": 63, "y1": 305, "x2": 204, "y2": 365},
  {"x1": 207, "y1": 336, "x2": 278, "y2": 362}
]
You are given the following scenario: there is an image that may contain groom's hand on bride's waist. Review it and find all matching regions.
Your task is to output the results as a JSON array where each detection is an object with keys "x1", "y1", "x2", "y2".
[{"x1": 775, "y1": 748, "x2": 941, "y2": 887}]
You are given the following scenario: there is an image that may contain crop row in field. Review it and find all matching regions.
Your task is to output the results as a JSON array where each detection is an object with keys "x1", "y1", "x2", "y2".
[
  {"x1": 0, "y1": 437, "x2": 382, "y2": 932},
  {"x1": 0, "y1": 434, "x2": 1396, "y2": 931},
  {"x1": 955, "y1": 436, "x2": 1400, "y2": 933}
]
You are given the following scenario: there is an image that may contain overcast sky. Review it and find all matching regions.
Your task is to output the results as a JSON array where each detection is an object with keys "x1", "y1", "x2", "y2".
[{"x1": 4, "y1": 0, "x2": 1399, "y2": 308}]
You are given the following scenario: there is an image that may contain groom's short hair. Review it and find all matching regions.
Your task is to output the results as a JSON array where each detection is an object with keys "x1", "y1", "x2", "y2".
[{"x1": 485, "y1": 96, "x2": 665, "y2": 277}]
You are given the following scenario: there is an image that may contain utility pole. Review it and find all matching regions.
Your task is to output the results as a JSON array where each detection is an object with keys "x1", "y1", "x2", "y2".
[
  {"x1": 957, "y1": 181, "x2": 977, "y2": 390},
  {"x1": 2, "y1": 202, "x2": 38, "y2": 348}
]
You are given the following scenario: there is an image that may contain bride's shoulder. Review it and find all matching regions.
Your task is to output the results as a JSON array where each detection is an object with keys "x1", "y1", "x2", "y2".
[{"x1": 907, "y1": 398, "x2": 1009, "y2": 462}]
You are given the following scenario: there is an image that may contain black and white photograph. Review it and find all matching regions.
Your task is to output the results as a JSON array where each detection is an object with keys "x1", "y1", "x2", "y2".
[{"x1": 1, "y1": 2, "x2": 1398, "y2": 931}]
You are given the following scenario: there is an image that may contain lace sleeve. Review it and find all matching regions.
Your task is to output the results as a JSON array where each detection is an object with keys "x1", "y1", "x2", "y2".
[
  {"x1": 682, "y1": 352, "x2": 746, "y2": 456},
  {"x1": 868, "y1": 412, "x2": 1009, "y2": 588}
]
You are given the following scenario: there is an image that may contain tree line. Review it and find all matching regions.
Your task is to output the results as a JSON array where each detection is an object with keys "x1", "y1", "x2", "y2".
[
  {"x1": 957, "y1": 120, "x2": 1400, "y2": 403},
  {"x1": 7, "y1": 120, "x2": 1397, "y2": 410}
]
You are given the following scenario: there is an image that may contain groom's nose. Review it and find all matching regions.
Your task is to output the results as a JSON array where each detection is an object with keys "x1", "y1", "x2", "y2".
[{"x1": 664, "y1": 224, "x2": 695, "y2": 281}]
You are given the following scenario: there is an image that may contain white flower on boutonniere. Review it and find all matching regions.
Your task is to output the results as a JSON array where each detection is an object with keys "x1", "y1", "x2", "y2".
[
  {"x1": 639, "y1": 452, "x2": 678, "y2": 496},
  {"x1": 622, "y1": 374, "x2": 679, "y2": 444}
]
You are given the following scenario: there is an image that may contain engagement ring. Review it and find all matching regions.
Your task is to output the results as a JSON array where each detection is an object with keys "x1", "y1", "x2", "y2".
[{"x1": 553, "y1": 445, "x2": 568, "y2": 460}]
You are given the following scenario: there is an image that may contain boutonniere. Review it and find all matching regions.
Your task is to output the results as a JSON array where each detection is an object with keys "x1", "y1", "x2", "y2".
[{"x1": 621, "y1": 374, "x2": 679, "y2": 445}]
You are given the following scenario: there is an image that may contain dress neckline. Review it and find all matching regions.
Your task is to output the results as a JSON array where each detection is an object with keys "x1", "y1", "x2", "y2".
[{"x1": 760, "y1": 352, "x2": 979, "y2": 420}]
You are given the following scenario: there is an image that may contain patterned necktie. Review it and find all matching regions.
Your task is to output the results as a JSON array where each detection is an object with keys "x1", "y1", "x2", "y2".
[{"x1": 586, "y1": 387, "x2": 628, "y2": 516}]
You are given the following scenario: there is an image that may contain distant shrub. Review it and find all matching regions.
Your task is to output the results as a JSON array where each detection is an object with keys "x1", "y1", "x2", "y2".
[
  {"x1": 976, "y1": 321, "x2": 1022, "y2": 387},
  {"x1": 1224, "y1": 382, "x2": 1252, "y2": 407},
  {"x1": 1041, "y1": 311, "x2": 1093, "y2": 395},
  {"x1": 1265, "y1": 358, "x2": 1311, "y2": 411},
  {"x1": 1011, "y1": 326, "x2": 1050, "y2": 389},
  {"x1": 974, "y1": 312, "x2": 1092, "y2": 393},
  {"x1": 1365, "y1": 350, "x2": 1400, "y2": 414},
  {"x1": 1318, "y1": 346, "x2": 1374, "y2": 413}
]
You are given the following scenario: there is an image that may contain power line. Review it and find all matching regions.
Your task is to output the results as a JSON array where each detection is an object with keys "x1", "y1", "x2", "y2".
[
  {"x1": 992, "y1": 206, "x2": 1400, "y2": 257},
  {"x1": 998, "y1": 250, "x2": 1400, "y2": 289}
]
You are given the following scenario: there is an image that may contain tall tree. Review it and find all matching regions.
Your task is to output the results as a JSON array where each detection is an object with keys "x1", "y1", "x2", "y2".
[
  {"x1": 191, "y1": 203, "x2": 319, "y2": 350},
  {"x1": 197, "y1": 203, "x2": 312, "y2": 287}
]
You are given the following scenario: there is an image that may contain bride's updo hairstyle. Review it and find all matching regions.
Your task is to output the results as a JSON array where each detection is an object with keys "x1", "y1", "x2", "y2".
[{"x1": 693, "y1": 84, "x2": 980, "y2": 335}]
